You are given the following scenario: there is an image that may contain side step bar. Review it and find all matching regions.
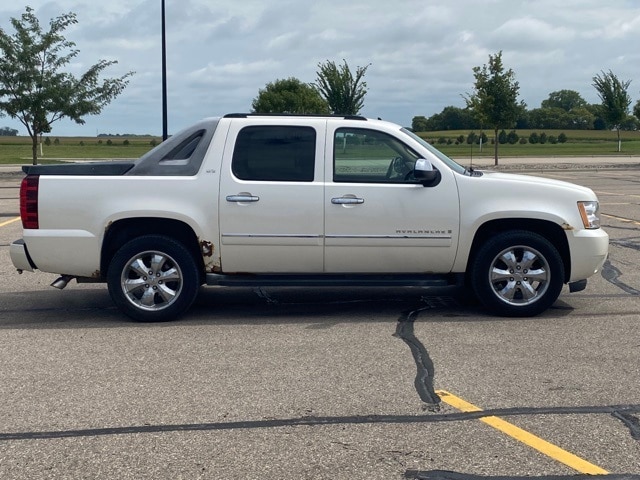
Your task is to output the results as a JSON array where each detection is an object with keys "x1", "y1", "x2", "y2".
[{"x1": 205, "y1": 273, "x2": 463, "y2": 288}]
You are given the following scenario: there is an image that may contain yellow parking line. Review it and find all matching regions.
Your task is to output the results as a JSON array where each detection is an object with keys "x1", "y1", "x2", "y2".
[
  {"x1": 602, "y1": 213, "x2": 640, "y2": 226},
  {"x1": 437, "y1": 390, "x2": 609, "y2": 475},
  {"x1": 0, "y1": 216, "x2": 20, "y2": 228}
]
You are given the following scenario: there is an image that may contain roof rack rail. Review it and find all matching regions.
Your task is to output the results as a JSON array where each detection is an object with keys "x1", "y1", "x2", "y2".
[{"x1": 223, "y1": 113, "x2": 367, "y2": 121}]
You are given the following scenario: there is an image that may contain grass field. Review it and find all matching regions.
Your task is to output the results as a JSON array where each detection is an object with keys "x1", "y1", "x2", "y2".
[
  {"x1": 1, "y1": 129, "x2": 640, "y2": 164},
  {"x1": 0, "y1": 136, "x2": 160, "y2": 164},
  {"x1": 418, "y1": 129, "x2": 640, "y2": 158}
]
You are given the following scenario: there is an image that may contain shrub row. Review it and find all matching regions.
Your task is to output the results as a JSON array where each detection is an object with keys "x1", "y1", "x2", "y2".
[
  {"x1": 43, "y1": 138, "x2": 158, "y2": 146},
  {"x1": 431, "y1": 131, "x2": 568, "y2": 146}
]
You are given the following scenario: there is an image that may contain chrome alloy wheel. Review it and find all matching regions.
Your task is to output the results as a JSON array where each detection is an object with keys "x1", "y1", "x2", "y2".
[
  {"x1": 488, "y1": 245, "x2": 550, "y2": 306},
  {"x1": 120, "y1": 250, "x2": 184, "y2": 311}
]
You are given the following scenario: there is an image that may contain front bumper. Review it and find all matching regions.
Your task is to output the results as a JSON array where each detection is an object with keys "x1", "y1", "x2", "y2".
[
  {"x1": 10, "y1": 239, "x2": 36, "y2": 272},
  {"x1": 567, "y1": 228, "x2": 609, "y2": 282}
]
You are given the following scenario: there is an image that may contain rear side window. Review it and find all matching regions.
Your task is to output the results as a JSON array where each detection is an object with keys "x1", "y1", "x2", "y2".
[
  {"x1": 232, "y1": 126, "x2": 316, "y2": 182},
  {"x1": 161, "y1": 131, "x2": 204, "y2": 161},
  {"x1": 157, "y1": 130, "x2": 204, "y2": 165}
]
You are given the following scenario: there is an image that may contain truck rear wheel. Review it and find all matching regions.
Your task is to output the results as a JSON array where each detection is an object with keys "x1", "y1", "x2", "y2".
[
  {"x1": 107, "y1": 235, "x2": 199, "y2": 322},
  {"x1": 471, "y1": 231, "x2": 564, "y2": 317}
]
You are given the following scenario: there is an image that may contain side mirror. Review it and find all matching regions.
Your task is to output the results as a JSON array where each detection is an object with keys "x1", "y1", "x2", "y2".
[{"x1": 413, "y1": 159, "x2": 441, "y2": 187}]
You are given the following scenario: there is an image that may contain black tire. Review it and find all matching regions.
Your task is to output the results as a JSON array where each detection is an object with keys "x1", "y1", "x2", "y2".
[
  {"x1": 107, "y1": 235, "x2": 200, "y2": 322},
  {"x1": 471, "y1": 230, "x2": 564, "y2": 317}
]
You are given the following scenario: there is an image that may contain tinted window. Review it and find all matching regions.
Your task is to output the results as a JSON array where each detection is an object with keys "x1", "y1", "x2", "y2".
[
  {"x1": 159, "y1": 130, "x2": 204, "y2": 164},
  {"x1": 232, "y1": 126, "x2": 316, "y2": 182},
  {"x1": 334, "y1": 128, "x2": 421, "y2": 183}
]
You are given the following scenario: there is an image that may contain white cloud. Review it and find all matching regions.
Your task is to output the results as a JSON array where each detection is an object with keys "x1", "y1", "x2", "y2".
[
  {"x1": 492, "y1": 17, "x2": 575, "y2": 48},
  {"x1": 188, "y1": 60, "x2": 282, "y2": 85}
]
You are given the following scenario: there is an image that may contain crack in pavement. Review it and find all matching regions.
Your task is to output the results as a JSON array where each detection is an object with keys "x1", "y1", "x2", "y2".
[
  {"x1": 612, "y1": 411, "x2": 640, "y2": 441},
  {"x1": 394, "y1": 300, "x2": 443, "y2": 409},
  {"x1": 601, "y1": 259, "x2": 640, "y2": 295},
  {"x1": 610, "y1": 238, "x2": 640, "y2": 252},
  {"x1": 2, "y1": 404, "x2": 639, "y2": 442}
]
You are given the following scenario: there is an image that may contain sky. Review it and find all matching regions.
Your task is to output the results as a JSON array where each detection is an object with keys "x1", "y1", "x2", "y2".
[{"x1": 1, "y1": 0, "x2": 640, "y2": 136}]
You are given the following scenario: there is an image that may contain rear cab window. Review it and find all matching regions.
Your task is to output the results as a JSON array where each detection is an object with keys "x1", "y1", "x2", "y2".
[{"x1": 232, "y1": 126, "x2": 316, "y2": 182}]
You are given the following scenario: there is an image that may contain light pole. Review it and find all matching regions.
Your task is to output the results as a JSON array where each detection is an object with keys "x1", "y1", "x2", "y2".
[{"x1": 161, "y1": 0, "x2": 168, "y2": 141}]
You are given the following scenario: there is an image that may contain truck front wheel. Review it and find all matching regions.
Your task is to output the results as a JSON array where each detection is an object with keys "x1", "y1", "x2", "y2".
[
  {"x1": 471, "y1": 231, "x2": 564, "y2": 317},
  {"x1": 107, "y1": 235, "x2": 200, "y2": 322}
]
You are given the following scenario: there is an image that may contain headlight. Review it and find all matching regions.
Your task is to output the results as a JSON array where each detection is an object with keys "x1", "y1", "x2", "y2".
[{"x1": 578, "y1": 201, "x2": 600, "y2": 229}]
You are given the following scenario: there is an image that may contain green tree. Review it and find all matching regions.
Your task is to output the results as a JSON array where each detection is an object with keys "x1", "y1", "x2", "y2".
[
  {"x1": 570, "y1": 106, "x2": 596, "y2": 129},
  {"x1": 541, "y1": 90, "x2": 587, "y2": 111},
  {"x1": 592, "y1": 70, "x2": 632, "y2": 152},
  {"x1": 0, "y1": 7, "x2": 133, "y2": 164},
  {"x1": 411, "y1": 115, "x2": 429, "y2": 132},
  {"x1": 0, "y1": 126, "x2": 18, "y2": 136},
  {"x1": 252, "y1": 77, "x2": 328, "y2": 114},
  {"x1": 418, "y1": 106, "x2": 479, "y2": 131},
  {"x1": 314, "y1": 59, "x2": 370, "y2": 115},
  {"x1": 539, "y1": 132, "x2": 547, "y2": 144},
  {"x1": 633, "y1": 99, "x2": 640, "y2": 122},
  {"x1": 437, "y1": 106, "x2": 476, "y2": 130},
  {"x1": 465, "y1": 51, "x2": 525, "y2": 165},
  {"x1": 620, "y1": 114, "x2": 638, "y2": 131},
  {"x1": 466, "y1": 131, "x2": 477, "y2": 145}
]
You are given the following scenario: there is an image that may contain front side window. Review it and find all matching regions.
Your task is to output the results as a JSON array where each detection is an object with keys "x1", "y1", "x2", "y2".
[
  {"x1": 232, "y1": 126, "x2": 316, "y2": 182},
  {"x1": 333, "y1": 128, "x2": 421, "y2": 183}
]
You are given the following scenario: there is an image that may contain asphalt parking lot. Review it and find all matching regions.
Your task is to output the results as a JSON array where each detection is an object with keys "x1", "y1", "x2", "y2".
[{"x1": 0, "y1": 165, "x2": 639, "y2": 479}]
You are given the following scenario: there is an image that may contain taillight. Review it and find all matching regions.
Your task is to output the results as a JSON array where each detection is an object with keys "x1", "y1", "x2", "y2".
[{"x1": 20, "y1": 175, "x2": 39, "y2": 229}]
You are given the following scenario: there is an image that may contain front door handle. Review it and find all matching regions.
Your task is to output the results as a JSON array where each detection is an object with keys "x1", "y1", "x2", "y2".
[
  {"x1": 226, "y1": 194, "x2": 260, "y2": 203},
  {"x1": 331, "y1": 197, "x2": 364, "y2": 205}
]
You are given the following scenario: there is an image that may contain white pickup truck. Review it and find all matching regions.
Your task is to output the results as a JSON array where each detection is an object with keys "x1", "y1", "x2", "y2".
[{"x1": 11, "y1": 114, "x2": 608, "y2": 321}]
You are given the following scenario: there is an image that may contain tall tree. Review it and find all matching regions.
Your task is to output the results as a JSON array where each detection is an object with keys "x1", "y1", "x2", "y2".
[
  {"x1": 0, "y1": 7, "x2": 133, "y2": 164},
  {"x1": 592, "y1": 70, "x2": 631, "y2": 152},
  {"x1": 411, "y1": 115, "x2": 429, "y2": 132},
  {"x1": 464, "y1": 51, "x2": 525, "y2": 165},
  {"x1": 634, "y1": 99, "x2": 640, "y2": 123},
  {"x1": 541, "y1": 90, "x2": 587, "y2": 111},
  {"x1": 314, "y1": 59, "x2": 370, "y2": 115},
  {"x1": 251, "y1": 77, "x2": 329, "y2": 114}
]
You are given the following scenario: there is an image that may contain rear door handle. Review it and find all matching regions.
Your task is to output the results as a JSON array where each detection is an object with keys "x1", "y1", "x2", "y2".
[
  {"x1": 331, "y1": 197, "x2": 364, "y2": 205},
  {"x1": 226, "y1": 194, "x2": 259, "y2": 203}
]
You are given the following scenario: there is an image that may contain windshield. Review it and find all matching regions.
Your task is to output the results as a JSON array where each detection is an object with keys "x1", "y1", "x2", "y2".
[{"x1": 400, "y1": 128, "x2": 466, "y2": 175}]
